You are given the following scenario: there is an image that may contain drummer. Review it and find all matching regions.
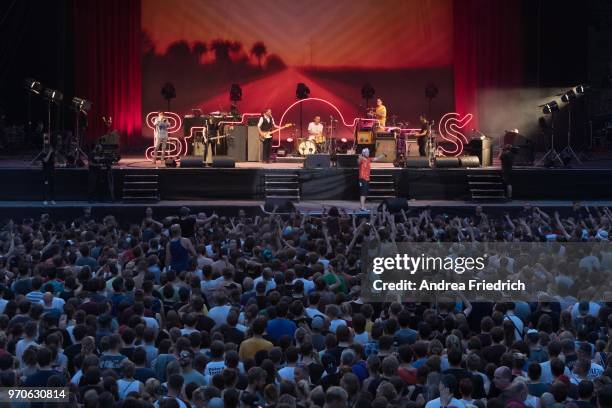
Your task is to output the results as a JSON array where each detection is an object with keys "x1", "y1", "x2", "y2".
[{"x1": 307, "y1": 116, "x2": 324, "y2": 144}]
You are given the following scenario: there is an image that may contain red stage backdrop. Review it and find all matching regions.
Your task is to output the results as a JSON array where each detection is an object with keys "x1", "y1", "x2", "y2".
[
  {"x1": 71, "y1": 0, "x2": 523, "y2": 147},
  {"x1": 141, "y1": 0, "x2": 456, "y2": 140}
]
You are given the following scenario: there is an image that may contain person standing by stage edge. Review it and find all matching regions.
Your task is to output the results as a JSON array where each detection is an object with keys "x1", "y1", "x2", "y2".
[
  {"x1": 41, "y1": 143, "x2": 56, "y2": 205},
  {"x1": 258, "y1": 108, "x2": 278, "y2": 163},
  {"x1": 152, "y1": 111, "x2": 170, "y2": 165},
  {"x1": 414, "y1": 115, "x2": 431, "y2": 157},
  {"x1": 358, "y1": 147, "x2": 386, "y2": 211},
  {"x1": 500, "y1": 144, "x2": 514, "y2": 200}
]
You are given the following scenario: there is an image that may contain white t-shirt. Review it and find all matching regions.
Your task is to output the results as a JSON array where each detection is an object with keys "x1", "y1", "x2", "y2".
[
  {"x1": 117, "y1": 378, "x2": 142, "y2": 399},
  {"x1": 0, "y1": 299, "x2": 8, "y2": 314},
  {"x1": 204, "y1": 361, "x2": 226, "y2": 384},
  {"x1": 15, "y1": 338, "x2": 38, "y2": 364},
  {"x1": 307, "y1": 122, "x2": 324, "y2": 139},
  {"x1": 424, "y1": 397, "x2": 466, "y2": 408},
  {"x1": 278, "y1": 366, "x2": 296, "y2": 381},
  {"x1": 207, "y1": 305, "x2": 231, "y2": 326},
  {"x1": 253, "y1": 276, "x2": 276, "y2": 294},
  {"x1": 330, "y1": 319, "x2": 347, "y2": 333},
  {"x1": 293, "y1": 278, "x2": 315, "y2": 295},
  {"x1": 354, "y1": 331, "x2": 370, "y2": 345},
  {"x1": 504, "y1": 314, "x2": 524, "y2": 341},
  {"x1": 306, "y1": 307, "x2": 326, "y2": 320}
]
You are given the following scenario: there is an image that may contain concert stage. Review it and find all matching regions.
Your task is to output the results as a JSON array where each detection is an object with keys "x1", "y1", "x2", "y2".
[{"x1": 1, "y1": 156, "x2": 612, "y2": 202}]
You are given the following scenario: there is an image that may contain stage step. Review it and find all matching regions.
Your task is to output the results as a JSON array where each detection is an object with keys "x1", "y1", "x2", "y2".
[
  {"x1": 367, "y1": 171, "x2": 396, "y2": 200},
  {"x1": 467, "y1": 172, "x2": 506, "y2": 202},
  {"x1": 264, "y1": 172, "x2": 300, "y2": 201},
  {"x1": 122, "y1": 173, "x2": 160, "y2": 203}
]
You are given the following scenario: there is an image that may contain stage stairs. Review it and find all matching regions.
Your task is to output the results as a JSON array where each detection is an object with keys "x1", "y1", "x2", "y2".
[
  {"x1": 367, "y1": 171, "x2": 396, "y2": 200},
  {"x1": 264, "y1": 172, "x2": 300, "y2": 200},
  {"x1": 122, "y1": 173, "x2": 160, "y2": 203},
  {"x1": 467, "y1": 172, "x2": 506, "y2": 201}
]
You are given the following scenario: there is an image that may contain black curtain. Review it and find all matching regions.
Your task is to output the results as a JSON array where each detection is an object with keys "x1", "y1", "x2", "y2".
[{"x1": 0, "y1": 0, "x2": 74, "y2": 131}]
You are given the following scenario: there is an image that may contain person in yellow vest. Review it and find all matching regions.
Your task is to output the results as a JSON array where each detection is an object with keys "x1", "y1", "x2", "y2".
[{"x1": 375, "y1": 98, "x2": 387, "y2": 130}]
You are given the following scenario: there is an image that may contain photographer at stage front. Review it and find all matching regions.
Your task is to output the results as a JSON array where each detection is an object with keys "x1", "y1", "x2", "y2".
[
  {"x1": 500, "y1": 144, "x2": 514, "y2": 200},
  {"x1": 88, "y1": 142, "x2": 114, "y2": 202}
]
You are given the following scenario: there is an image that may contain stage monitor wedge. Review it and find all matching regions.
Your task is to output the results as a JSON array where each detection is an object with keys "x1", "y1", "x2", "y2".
[
  {"x1": 304, "y1": 154, "x2": 331, "y2": 169},
  {"x1": 336, "y1": 154, "x2": 359, "y2": 168},
  {"x1": 181, "y1": 156, "x2": 205, "y2": 168}
]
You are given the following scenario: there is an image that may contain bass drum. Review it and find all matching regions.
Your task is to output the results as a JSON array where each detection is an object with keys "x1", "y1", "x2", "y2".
[{"x1": 298, "y1": 140, "x2": 317, "y2": 155}]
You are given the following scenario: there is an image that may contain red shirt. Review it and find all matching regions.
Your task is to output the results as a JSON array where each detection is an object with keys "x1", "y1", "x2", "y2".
[{"x1": 359, "y1": 157, "x2": 372, "y2": 181}]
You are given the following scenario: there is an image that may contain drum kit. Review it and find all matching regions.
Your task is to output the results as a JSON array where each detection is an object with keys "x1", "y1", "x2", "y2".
[{"x1": 295, "y1": 118, "x2": 338, "y2": 155}]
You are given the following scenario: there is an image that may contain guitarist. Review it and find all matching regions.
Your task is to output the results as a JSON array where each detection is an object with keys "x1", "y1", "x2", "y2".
[
  {"x1": 413, "y1": 115, "x2": 431, "y2": 157},
  {"x1": 257, "y1": 108, "x2": 278, "y2": 163}
]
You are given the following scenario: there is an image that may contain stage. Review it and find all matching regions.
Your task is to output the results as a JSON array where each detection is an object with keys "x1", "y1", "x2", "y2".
[{"x1": 2, "y1": 155, "x2": 612, "y2": 202}]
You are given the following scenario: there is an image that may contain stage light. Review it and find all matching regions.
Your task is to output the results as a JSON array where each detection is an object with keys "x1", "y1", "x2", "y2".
[
  {"x1": 560, "y1": 90, "x2": 576, "y2": 103},
  {"x1": 361, "y1": 83, "x2": 375, "y2": 100},
  {"x1": 286, "y1": 137, "x2": 294, "y2": 143},
  {"x1": 296, "y1": 83, "x2": 310, "y2": 100},
  {"x1": 229, "y1": 83, "x2": 242, "y2": 102},
  {"x1": 71, "y1": 97, "x2": 92, "y2": 114},
  {"x1": 575, "y1": 84, "x2": 591, "y2": 94},
  {"x1": 425, "y1": 83, "x2": 439, "y2": 99},
  {"x1": 24, "y1": 78, "x2": 42, "y2": 95},
  {"x1": 43, "y1": 88, "x2": 63, "y2": 104},
  {"x1": 542, "y1": 101, "x2": 559, "y2": 114}
]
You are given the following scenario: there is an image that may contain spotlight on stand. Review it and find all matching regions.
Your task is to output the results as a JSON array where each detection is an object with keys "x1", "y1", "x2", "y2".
[
  {"x1": 541, "y1": 101, "x2": 559, "y2": 115},
  {"x1": 43, "y1": 88, "x2": 63, "y2": 105},
  {"x1": 295, "y1": 83, "x2": 310, "y2": 138},
  {"x1": 296, "y1": 83, "x2": 310, "y2": 100},
  {"x1": 229, "y1": 84, "x2": 242, "y2": 102},
  {"x1": 561, "y1": 90, "x2": 576, "y2": 103},
  {"x1": 361, "y1": 83, "x2": 375, "y2": 109},
  {"x1": 574, "y1": 84, "x2": 591, "y2": 94},
  {"x1": 70, "y1": 97, "x2": 92, "y2": 166},
  {"x1": 24, "y1": 78, "x2": 42, "y2": 95},
  {"x1": 71, "y1": 97, "x2": 92, "y2": 114},
  {"x1": 161, "y1": 82, "x2": 176, "y2": 110}
]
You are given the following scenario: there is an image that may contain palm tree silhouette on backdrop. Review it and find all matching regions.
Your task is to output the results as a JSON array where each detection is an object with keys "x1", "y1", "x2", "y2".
[{"x1": 250, "y1": 42, "x2": 267, "y2": 69}]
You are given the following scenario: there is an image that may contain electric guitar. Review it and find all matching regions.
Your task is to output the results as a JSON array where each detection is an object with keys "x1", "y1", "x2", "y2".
[{"x1": 259, "y1": 123, "x2": 294, "y2": 142}]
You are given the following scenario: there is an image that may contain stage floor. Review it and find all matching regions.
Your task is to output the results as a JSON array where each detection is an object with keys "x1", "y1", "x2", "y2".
[
  {"x1": 4, "y1": 152, "x2": 612, "y2": 170},
  {"x1": 2, "y1": 154, "x2": 612, "y2": 202}
]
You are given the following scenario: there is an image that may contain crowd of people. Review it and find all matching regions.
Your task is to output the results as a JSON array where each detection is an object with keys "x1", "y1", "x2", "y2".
[{"x1": 0, "y1": 202, "x2": 611, "y2": 408}]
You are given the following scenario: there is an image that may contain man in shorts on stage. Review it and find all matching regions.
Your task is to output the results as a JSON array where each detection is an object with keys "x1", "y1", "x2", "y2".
[{"x1": 358, "y1": 147, "x2": 386, "y2": 211}]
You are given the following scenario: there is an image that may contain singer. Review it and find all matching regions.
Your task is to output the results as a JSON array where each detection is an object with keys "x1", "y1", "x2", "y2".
[{"x1": 152, "y1": 111, "x2": 170, "y2": 164}]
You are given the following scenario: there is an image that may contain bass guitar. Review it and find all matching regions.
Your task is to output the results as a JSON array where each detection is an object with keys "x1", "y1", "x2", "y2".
[{"x1": 259, "y1": 123, "x2": 294, "y2": 142}]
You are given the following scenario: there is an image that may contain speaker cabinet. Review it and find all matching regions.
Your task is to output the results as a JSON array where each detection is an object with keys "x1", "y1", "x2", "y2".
[
  {"x1": 192, "y1": 140, "x2": 213, "y2": 163},
  {"x1": 405, "y1": 139, "x2": 420, "y2": 157},
  {"x1": 336, "y1": 154, "x2": 359, "y2": 168},
  {"x1": 212, "y1": 156, "x2": 235, "y2": 168},
  {"x1": 404, "y1": 157, "x2": 430, "y2": 168},
  {"x1": 226, "y1": 125, "x2": 247, "y2": 162},
  {"x1": 180, "y1": 156, "x2": 205, "y2": 168},
  {"x1": 304, "y1": 154, "x2": 331, "y2": 169},
  {"x1": 247, "y1": 125, "x2": 261, "y2": 162},
  {"x1": 459, "y1": 155, "x2": 480, "y2": 167},
  {"x1": 375, "y1": 138, "x2": 396, "y2": 162},
  {"x1": 357, "y1": 131, "x2": 373, "y2": 144},
  {"x1": 435, "y1": 157, "x2": 460, "y2": 168}
]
